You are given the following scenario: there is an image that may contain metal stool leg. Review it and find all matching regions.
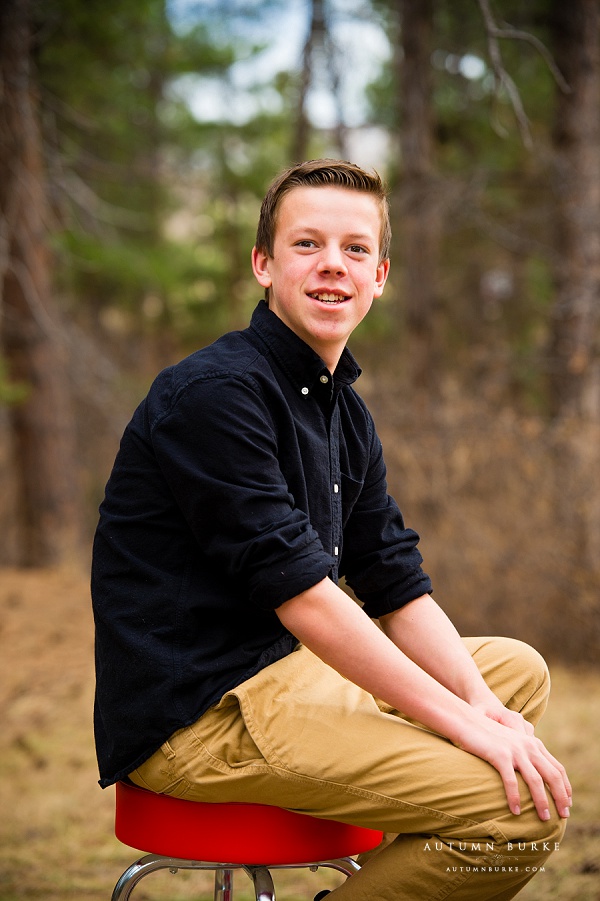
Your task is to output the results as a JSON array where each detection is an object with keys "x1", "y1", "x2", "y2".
[
  {"x1": 214, "y1": 866, "x2": 234, "y2": 901},
  {"x1": 323, "y1": 857, "x2": 361, "y2": 877},
  {"x1": 244, "y1": 865, "x2": 276, "y2": 901},
  {"x1": 111, "y1": 855, "x2": 181, "y2": 901}
]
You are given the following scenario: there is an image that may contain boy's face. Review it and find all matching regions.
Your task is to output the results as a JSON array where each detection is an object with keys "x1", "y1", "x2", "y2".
[{"x1": 252, "y1": 185, "x2": 390, "y2": 372}]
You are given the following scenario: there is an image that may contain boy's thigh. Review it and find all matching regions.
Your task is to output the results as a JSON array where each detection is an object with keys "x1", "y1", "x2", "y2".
[{"x1": 131, "y1": 644, "x2": 521, "y2": 835}]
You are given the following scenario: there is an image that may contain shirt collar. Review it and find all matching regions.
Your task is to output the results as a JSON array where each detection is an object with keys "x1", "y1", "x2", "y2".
[{"x1": 246, "y1": 300, "x2": 362, "y2": 395}]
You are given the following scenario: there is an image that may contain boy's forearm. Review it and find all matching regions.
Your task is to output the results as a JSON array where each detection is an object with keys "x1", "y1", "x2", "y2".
[
  {"x1": 274, "y1": 577, "x2": 483, "y2": 745},
  {"x1": 379, "y1": 594, "x2": 499, "y2": 709}
]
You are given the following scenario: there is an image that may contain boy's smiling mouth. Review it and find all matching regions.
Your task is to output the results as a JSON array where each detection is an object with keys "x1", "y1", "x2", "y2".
[{"x1": 308, "y1": 292, "x2": 350, "y2": 305}]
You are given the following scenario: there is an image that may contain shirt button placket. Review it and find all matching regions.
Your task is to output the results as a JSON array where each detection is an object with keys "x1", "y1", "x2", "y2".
[{"x1": 330, "y1": 406, "x2": 342, "y2": 571}]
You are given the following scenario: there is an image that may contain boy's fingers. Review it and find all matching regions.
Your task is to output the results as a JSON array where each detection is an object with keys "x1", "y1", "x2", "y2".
[
  {"x1": 516, "y1": 743, "x2": 572, "y2": 821},
  {"x1": 516, "y1": 761, "x2": 552, "y2": 821},
  {"x1": 541, "y1": 746, "x2": 573, "y2": 803},
  {"x1": 497, "y1": 765, "x2": 522, "y2": 817},
  {"x1": 492, "y1": 734, "x2": 572, "y2": 822}
]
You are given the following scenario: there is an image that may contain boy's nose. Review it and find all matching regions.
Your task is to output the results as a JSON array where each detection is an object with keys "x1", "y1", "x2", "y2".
[{"x1": 317, "y1": 248, "x2": 347, "y2": 277}]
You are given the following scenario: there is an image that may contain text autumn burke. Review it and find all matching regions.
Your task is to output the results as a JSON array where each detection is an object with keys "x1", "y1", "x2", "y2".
[{"x1": 423, "y1": 842, "x2": 561, "y2": 853}]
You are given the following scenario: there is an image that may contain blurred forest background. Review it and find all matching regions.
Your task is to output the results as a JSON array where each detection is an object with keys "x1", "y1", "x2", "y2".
[{"x1": 1, "y1": 0, "x2": 600, "y2": 665}]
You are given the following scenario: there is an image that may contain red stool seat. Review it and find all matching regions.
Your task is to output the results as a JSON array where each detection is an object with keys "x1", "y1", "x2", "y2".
[{"x1": 115, "y1": 780, "x2": 383, "y2": 864}]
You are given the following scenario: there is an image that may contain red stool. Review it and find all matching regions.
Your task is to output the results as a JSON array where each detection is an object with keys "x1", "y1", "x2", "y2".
[{"x1": 112, "y1": 781, "x2": 383, "y2": 900}]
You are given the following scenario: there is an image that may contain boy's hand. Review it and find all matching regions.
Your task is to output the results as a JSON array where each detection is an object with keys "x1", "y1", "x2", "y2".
[
  {"x1": 455, "y1": 709, "x2": 572, "y2": 823},
  {"x1": 471, "y1": 694, "x2": 535, "y2": 736}
]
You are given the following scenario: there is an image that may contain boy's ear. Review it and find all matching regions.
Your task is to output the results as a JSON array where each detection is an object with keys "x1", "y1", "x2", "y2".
[
  {"x1": 373, "y1": 258, "x2": 390, "y2": 299},
  {"x1": 251, "y1": 246, "x2": 272, "y2": 289}
]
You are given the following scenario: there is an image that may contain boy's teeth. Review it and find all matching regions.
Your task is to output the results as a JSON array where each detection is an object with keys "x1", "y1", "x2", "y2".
[{"x1": 312, "y1": 293, "x2": 345, "y2": 303}]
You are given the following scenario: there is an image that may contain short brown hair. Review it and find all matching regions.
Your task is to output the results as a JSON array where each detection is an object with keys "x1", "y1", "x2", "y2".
[{"x1": 255, "y1": 159, "x2": 391, "y2": 264}]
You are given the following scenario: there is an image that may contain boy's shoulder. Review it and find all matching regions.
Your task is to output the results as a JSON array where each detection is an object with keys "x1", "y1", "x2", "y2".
[
  {"x1": 170, "y1": 328, "x2": 260, "y2": 385},
  {"x1": 139, "y1": 327, "x2": 270, "y2": 425}
]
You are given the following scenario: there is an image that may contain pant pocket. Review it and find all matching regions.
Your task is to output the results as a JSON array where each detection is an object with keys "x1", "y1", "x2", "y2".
[
  {"x1": 160, "y1": 776, "x2": 192, "y2": 798},
  {"x1": 190, "y1": 692, "x2": 267, "y2": 770},
  {"x1": 129, "y1": 737, "x2": 193, "y2": 797}
]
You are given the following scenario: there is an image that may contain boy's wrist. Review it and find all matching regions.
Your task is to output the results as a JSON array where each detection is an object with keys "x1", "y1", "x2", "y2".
[{"x1": 463, "y1": 681, "x2": 503, "y2": 711}]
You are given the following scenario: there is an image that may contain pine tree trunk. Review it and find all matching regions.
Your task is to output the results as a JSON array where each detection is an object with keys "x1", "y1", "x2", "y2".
[
  {"x1": 0, "y1": 0, "x2": 82, "y2": 565},
  {"x1": 397, "y1": 0, "x2": 440, "y2": 394},
  {"x1": 292, "y1": 0, "x2": 326, "y2": 162},
  {"x1": 548, "y1": 0, "x2": 600, "y2": 419}
]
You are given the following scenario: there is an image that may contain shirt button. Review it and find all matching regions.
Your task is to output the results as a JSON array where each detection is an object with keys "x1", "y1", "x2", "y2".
[
  {"x1": 333, "y1": 483, "x2": 339, "y2": 493},
  {"x1": 301, "y1": 387, "x2": 309, "y2": 395},
  {"x1": 320, "y1": 375, "x2": 329, "y2": 383}
]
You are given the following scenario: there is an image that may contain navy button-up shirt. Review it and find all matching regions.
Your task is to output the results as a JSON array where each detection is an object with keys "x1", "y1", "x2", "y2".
[{"x1": 92, "y1": 300, "x2": 431, "y2": 787}]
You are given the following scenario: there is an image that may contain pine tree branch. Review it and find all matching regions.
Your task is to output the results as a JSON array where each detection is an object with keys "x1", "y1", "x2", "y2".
[{"x1": 476, "y1": 0, "x2": 571, "y2": 149}]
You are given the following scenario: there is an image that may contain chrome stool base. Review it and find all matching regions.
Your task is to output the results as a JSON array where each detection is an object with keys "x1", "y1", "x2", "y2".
[{"x1": 111, "y1": 852, "x2": 361, "y2": 901}]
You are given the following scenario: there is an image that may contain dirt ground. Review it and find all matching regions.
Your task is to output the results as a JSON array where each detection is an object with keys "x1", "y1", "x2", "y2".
[{"x1": 1, "y1": 567, "x2": 599, "y2": 901}]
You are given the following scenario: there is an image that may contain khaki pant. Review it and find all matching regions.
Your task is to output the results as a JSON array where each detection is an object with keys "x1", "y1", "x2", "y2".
[{"x1": 130, "y1": 637, "x2": 567, "y2": 900}]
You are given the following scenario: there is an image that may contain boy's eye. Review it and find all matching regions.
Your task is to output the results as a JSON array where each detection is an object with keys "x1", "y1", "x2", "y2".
[
  {"x1": 295, "y1": 240, "x2": 316, "y2": 248},
  {"x1": 348, "y1": 245, "x2": 368, "y2": 254}
]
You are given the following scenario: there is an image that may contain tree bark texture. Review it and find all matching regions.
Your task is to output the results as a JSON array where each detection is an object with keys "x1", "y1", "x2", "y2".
[
  {"x1": 548, "y1": 0, "x2": 600, "y2": 419},
  {"x1": 291, "y1": 0, "x2": 348, "y2": 162},
  {"x1": 0, "y1": 0, "x2": 82, "y2": 564},
  {"x1": 292, "y1": 0, "x2": 325, "y2": 162},
  {"x1": 397, "y1": 0, "x2": 441, "y2": 393}
]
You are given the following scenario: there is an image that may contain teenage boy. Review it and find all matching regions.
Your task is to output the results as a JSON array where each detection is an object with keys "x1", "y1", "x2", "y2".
[{"x1": 92, "y1": 159, "x2": 570, "y2": 900}]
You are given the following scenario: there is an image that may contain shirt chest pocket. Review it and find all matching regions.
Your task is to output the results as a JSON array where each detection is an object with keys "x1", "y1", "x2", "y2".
[{"x1": 340, "y1": 472, "x2": 364, "y2": 527}]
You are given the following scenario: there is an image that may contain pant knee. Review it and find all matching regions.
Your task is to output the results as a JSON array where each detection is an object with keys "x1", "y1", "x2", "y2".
[
  {"x1": 502, "y1": 637, "x2": 551, "y2": 722},
  {"x1": 509, "y1": 637, "x2": 549, "y2": 682},
  {"x1": 507, "y1": 800, "x2": 567, "y2": 856},
  {"x1": 487, "y1": 636, "x2": 549, "y2": 685},
  {"x1": 467, "y1": 636, "x2": 551, "y2": 724}
]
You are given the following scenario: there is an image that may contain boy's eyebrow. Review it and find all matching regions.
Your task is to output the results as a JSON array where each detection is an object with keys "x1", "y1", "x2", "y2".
[{"x1": 288, "y1": 226, "x2": 376, "y2": 244}]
